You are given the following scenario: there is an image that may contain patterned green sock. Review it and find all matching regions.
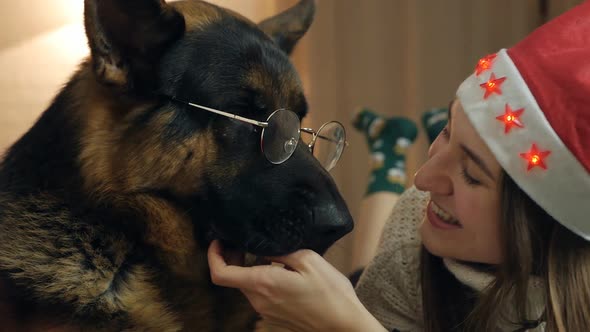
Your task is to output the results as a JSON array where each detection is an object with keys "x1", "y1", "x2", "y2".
[
  {"x1": 422, "y1": 107, "x2": 448, "y2": 144},
  {"x1": 352, "y1": 108, "x2": 418, "y2": 196}
]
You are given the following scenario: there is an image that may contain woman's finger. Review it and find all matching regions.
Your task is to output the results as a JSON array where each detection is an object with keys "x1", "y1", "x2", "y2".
[
  {"x1": 208, "y1": 240, "x2": 252, "y2": 287},
  {"x1": 208, "y1": 240, "x2": 297, "y2": 290},
  {"x1": 265, "y1": 249, "x2": 325, "y2": 273}
]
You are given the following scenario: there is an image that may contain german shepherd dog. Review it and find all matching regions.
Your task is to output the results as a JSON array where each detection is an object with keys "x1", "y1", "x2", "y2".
[{"x1": 0, "y1": 0, "x2": 353, "y2": 330}]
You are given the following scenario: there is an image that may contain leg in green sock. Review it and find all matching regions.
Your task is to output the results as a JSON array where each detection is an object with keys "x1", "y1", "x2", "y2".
[
  {"x1": 352, "y1": 108, "x2": 418, "y2": 196},
  {"x1": 422, "y1": 107, "x2": 448, "y2": 144},
  {"x1": 350, "y1": 108, "x2": 417, "y2": 271}
]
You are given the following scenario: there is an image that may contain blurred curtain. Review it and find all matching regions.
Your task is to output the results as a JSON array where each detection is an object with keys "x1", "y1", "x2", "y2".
[{"x1": 544, "y1": 0, "x2": 583, "y2": 19}]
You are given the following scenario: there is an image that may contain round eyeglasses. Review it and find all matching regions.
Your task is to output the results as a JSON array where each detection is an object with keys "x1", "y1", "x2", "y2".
[
  {"x1": 262, "y1": 109, "x2": 347, "y2": 171},
  {"x1": 167, "y1": 97, "x2": 347, "y2": 171}
]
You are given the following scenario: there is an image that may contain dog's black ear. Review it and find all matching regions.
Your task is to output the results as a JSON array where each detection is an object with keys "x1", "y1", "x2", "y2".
[
  {"x1": 84, "y1": 0, "x2": 185, "y2": 92},
  {"x1": 258, "y1": 0, "x2": 315, "y2": 55}
]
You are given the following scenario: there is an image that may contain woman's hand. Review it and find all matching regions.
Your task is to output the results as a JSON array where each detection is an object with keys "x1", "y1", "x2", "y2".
[{"x1": 207, "y1": 240, "x2": 387, "y2": 332}]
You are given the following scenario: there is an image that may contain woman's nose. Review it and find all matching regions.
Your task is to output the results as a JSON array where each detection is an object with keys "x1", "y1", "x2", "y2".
[{"x1": 414, "y1": 147, "x2": 453, "y2": 195}]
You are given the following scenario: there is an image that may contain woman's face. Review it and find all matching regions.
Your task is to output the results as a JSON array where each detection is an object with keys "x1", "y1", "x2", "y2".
[{"x1": 414, "y1": 100, "x2": 504, "y2": 264}]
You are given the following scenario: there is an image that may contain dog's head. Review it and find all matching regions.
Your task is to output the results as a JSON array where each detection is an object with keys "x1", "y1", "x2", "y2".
[{"x1": 78, "y1": 0, "x2": 353, "y2": 256}]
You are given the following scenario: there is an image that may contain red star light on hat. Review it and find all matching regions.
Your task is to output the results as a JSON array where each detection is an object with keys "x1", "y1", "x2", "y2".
[
  {"x1": 480, "y1": 73, "x2": 507, "y2": 99},
  {"x1": 496, "y1": 104, "x2": 524, "y2": 133},
  {"x1": 520, "y1": 144, "x2": 551, "y2": 171},
  {"x1": 475, "y1": 53, "x2": 497, "y2": 76}
]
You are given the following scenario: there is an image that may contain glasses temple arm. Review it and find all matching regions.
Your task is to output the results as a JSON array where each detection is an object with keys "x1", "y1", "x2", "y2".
[
  {"x1": 167, "y1": 96, "x2": 268, "y2": 127},
  {"x1": 186, "y1": 102, "x2": 268, "y2": 127},
  {"x1": 301, "y1": 127, "x2": 349, "y2": 146}
]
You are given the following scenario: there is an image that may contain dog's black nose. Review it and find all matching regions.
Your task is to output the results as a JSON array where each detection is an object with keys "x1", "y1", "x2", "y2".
[{"x1": 307, "y1": 201, "x2": 354, "y2": 254}]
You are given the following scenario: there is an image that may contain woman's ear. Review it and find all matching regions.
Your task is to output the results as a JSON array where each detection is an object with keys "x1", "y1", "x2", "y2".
[{"x1": 257, "y1": 0, "x2": 315, "y2": 55}]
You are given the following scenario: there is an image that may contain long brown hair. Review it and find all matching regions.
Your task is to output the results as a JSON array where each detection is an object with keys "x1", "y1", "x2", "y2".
[{"x1": 421, "y1": 172, "x2": 590, "y2": 331}]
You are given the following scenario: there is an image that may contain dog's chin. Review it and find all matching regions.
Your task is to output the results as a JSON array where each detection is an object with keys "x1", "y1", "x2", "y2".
[
  {"x1": 205, "y1": 203, "x2": 339, "y2": 257},
  {"x1": 213, "y1": 231, "x2": 302, "y2": 257},
  {"x1": 210, "y1": 231, "x2": 333, "y2": 260},
  {"x1": 205, "y1": 207, "x2": 309, "y2": 256}
]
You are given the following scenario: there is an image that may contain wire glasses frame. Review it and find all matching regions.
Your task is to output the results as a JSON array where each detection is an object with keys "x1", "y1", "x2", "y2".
[{"x1": 167, "y1": 97, "x2": 348, "y2": 171}]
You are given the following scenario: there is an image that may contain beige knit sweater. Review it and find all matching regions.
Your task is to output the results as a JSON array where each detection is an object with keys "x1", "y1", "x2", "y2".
[{"x1": 354, "y1": 186, "x2": 545, "y2": 332}]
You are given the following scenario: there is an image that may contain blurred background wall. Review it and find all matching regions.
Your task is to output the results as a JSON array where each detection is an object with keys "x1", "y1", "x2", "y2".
[{"x1": 0, "y1": 0, "x2": 582, "y2": 274}]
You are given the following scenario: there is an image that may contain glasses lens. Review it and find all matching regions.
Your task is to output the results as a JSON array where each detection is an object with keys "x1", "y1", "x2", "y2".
[
  {"x1": 313, "y1": 121, "x2": 346, "y2": 171},
  {"x1": 261, "y1": 109, "x2": 301, "y2": 164}
]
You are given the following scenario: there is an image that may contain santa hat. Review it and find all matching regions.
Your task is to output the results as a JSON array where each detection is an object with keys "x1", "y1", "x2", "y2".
[{"x1": 456, "y1": 1, "x2": 590, "y2": 240}]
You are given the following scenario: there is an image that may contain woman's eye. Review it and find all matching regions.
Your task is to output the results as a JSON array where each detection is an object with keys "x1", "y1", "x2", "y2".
[{"x1": 461, "y1": 167, "x2": 481, "y2": 186}]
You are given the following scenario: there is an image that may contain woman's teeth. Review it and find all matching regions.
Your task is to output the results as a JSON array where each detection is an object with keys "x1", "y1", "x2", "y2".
[{"x1": 431, "y1": 202, "x2": 460, "y2": 225}]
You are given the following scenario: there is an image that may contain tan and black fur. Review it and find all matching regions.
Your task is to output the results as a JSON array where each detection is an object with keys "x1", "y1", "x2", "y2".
[{"x1": 0, "y1": 0, "x2": 353, "y2": 330}]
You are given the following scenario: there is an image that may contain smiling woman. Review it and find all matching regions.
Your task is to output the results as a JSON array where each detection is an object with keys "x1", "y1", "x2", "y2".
[
  {"x1": 414, "y1": 102, "x2": 501, "y2": 264},
  {"x1": 415, "y1": 101, "x2": 504, "y2": 265}
]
